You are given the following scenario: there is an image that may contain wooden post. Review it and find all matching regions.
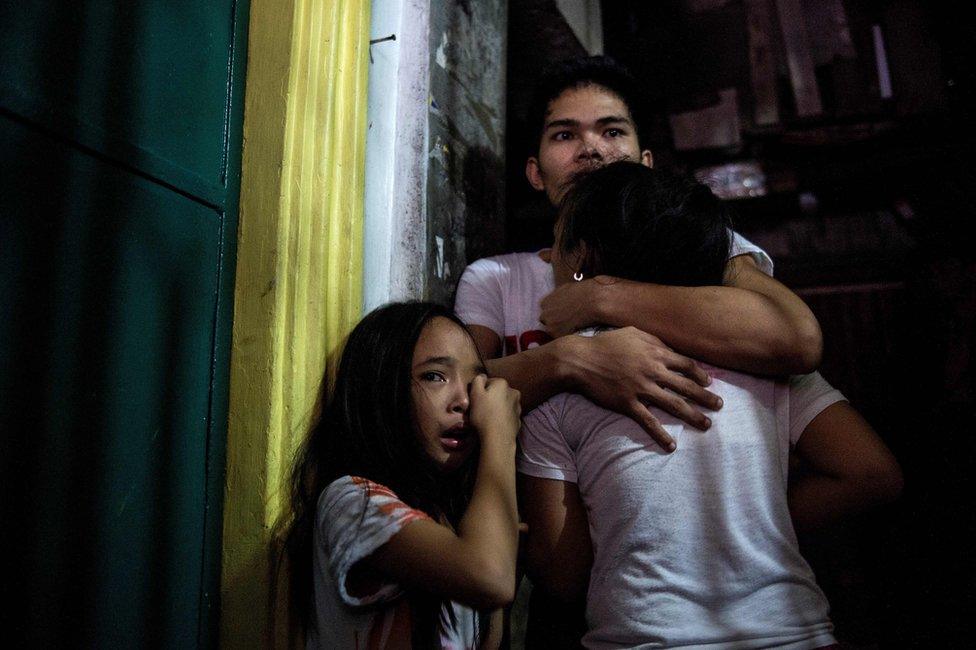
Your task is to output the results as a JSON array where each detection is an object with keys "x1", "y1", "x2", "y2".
[
  {"x1": 745, "y1": 0, "x2": 780, "y2": 126},
  {"x1": 775, "y1": 0, "x2": 822, "y2": 117}
]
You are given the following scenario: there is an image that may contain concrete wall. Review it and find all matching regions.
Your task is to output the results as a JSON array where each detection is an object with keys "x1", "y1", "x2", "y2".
[
  {"x1": 425, "y1": 0, "x2": 507, "y2": 304},
  {"x1": 363, "y1": 0, "x2": 507, "y2": 308},
  {"x1": 363, "y1": 0, "x2": 430, "y2": 311}
]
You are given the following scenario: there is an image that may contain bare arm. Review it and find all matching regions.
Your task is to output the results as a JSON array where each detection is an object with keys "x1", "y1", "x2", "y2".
[
  {"x1": 480, "y1": 609, "x2": 505, "y2": 649},
  {"x1": 539, "y1": 255, "x2": 823, "y2": 375},
  {"x1": 518, "y1": 474, "x2": 592, "y2": 604},
  {"x1": 468, "y1": 324, "x2": 567, "y2": 411},
  {"x1": 789, "y1": 401, "x2": 903, "y2": 533},
  {"x1": 468, "y1": 324, "x2": 720, "y2": 452},
  {"x1": 356, "y1": 376, "x2": 522, "y2": 610}
]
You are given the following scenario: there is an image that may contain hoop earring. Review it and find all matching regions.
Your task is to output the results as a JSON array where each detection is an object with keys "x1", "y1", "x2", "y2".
[{"x1": 573, "y1": 271, "x2": 584, "y2": 282}]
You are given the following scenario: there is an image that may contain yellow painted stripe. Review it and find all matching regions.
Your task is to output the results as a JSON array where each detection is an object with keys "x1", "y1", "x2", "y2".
[{"x1": 222, "y1": 0, "x2": 370, "y2": 647}]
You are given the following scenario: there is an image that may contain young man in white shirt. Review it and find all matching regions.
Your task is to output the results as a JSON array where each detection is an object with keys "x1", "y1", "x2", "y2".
[
  {"x1": 453, "y1": 56, "x2": 900, "y2": 645},
  {"x1": 456, "y1": 56, "x2": 822, "y2": 450}
]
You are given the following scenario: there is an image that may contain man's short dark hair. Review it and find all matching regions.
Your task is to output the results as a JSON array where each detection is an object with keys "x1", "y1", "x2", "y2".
[
  {"x1": 558, "y1": 161, "x2": 732, "y2": 288},
  {"x1": 527, "y1": 56, "x2": 647, "y2": 155}
]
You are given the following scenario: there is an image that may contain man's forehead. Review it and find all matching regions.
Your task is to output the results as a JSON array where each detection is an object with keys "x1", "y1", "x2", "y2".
[
  {"x1": 545, "y1": 83, "x2": 633, "y2": 119},
  {"x1": 544, "y1": 114, "x2": 634, "y2": 131}
]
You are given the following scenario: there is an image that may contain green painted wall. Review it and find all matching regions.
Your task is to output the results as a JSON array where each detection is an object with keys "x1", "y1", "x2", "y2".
[{"x1": 0, "y1": 1, "x2": 249, "y2": 646}]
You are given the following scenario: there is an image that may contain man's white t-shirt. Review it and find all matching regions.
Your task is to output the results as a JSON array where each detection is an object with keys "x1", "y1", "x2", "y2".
[
  {"x1": 455, "y1": 233, "x2": 773, "y2": 355},
  {"x1": 518, "y1": 370, "x2": 843, "y2": 649}
]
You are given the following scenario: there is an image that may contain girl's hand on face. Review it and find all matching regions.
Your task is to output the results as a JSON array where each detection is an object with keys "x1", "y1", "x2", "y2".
[{"x1": 468, "y1": 374, "x2": 522, "y2": 445}]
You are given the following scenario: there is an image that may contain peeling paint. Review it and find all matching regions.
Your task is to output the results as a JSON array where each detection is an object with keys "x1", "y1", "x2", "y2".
[
  {"x1": 435, "y1": 235, "x2": 445, "y2": 278},
  {"x1": 445, "y1": 68, "x2": 501, "y2": 147},
  {"x1": 435, "y1": 31, "x2": 448, "y2": 69},
  {"x1": 428, "y1": 135, "x2": 449, "y2": 168},
  {"x1": 425, "y1": 0, "x2": 506, "y2": 304}
]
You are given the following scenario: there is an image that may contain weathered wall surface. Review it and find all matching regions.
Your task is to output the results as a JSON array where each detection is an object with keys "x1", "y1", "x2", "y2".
[
  {"x1": 363, "y1": 0, "x2": 431, "y2": 312},
  {"x1": 426, "y1": 0, "x2": 507, "y2": 304}
]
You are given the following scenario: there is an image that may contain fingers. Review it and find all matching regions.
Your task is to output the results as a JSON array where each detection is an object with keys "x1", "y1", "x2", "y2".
[
  {"x1": 616, "y1": 328, "x2": 710, "y2": 389},
  {"x1": 482, "y1": 375, "x2": 509, "y2": 390},
  {"x1": 476, "y1": 376, "x2": 522, "y2": 432},
  {"x1": 662, "y1": 351, "x2": 711, "y2": 387},
  {"x1": 640, "y1": 387, "x2": 712, "y2": 431},
  {"x1": 538, "y1": 314, "x2": 571, "y2": 338},
  {"x1": 471, "y1": 373, "x2": 488, "y2": 392},
  {"x1": 658, "y1": 374, "x2": 723, "y2": 412},
  {"x1": 627, "y1": 401, "x2": 676, "y2": 453},
  {"x1": 483, "y1": 376, "x2": 520, "y2": 402},
  {"x1": 630, "y1": 336, "x2": 719, "y2": 411},
  {"x1": 539, "y1": 284, "x2": 591, "y2": 337}
]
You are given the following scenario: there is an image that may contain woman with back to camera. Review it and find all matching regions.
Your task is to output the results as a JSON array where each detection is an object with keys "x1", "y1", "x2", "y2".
[{"x1": 519, "y1": 162, "x2": 903, "y2": 649}]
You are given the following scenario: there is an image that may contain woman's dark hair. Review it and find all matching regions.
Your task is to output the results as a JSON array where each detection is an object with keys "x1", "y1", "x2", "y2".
[
  {"x1": 527, "y1": 55, "x2": 648, "y2": 155},
  {"x1": 558, "y1": 161, "x2": 732, "y2": 287},
  {"x1": 285, "y1": 301, "x2": 484, "y2": 646}
]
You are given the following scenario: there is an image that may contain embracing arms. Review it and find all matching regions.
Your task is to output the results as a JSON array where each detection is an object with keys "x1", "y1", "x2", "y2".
[
  {"x1": 463, "y1": 253, "x2": 820, "y2": 451},
  {"x1": 539, "y1": 255, "x2": 823, "y2": 375},
  {"x1": 469, "y1": 324, "x2": 717, "y2": 452}
]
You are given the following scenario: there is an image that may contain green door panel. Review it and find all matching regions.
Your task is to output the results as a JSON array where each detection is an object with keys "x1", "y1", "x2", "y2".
[
  {"x1": 0, "y1": 0, "x2": 248, "y2": 646},
  {"x1": 1, "y1": 0, "x2": 237, "y2": 203},
  {"x1": 2, "y1": 114, "x2": 218, "y2": 648}
]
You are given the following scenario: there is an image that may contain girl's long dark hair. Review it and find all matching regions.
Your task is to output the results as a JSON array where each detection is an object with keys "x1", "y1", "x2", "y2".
[
  {"x1": 285, "y1": 301, "x2": 483, "y2": 647},
  {"x1": 559, "y1": 162, "x2": 732, "y2": 288}
]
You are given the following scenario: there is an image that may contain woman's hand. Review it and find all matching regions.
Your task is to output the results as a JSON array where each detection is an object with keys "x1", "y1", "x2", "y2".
[{"x1": 468, "y1": 374, "x2": 521, "y2": 446}]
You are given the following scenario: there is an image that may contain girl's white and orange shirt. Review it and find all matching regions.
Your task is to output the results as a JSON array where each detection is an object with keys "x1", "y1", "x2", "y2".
[{"x1": 308, "y1": 475, "x2": 479, "y2": 649}]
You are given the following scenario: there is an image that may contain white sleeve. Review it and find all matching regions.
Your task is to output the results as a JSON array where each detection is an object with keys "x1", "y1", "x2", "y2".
[
  {"x1": 318, "y1": 476, "x2": 432, "y2": 607},
  {"x1": 729, "y1": 230, "x2": 774, "y2": 276},
  {"x1": 517, "y1": 395, "x2": 579, "y2": 483},
  {"x1": 455, "y1": 257, "x2": 506, "y2": 337},
  {"x1": 788, "y1": 372, "x2": 847, "y2": 446}
]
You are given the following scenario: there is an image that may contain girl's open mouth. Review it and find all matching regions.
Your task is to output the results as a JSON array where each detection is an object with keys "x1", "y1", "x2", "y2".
[{"x1": 440, "y1": 425, "x2": 474, "y2": 450}]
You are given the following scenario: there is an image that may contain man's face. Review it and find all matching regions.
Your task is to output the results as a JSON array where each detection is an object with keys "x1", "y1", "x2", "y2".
[{"x1": 526, "y1": 83, "x2": 653, "y2": 206}]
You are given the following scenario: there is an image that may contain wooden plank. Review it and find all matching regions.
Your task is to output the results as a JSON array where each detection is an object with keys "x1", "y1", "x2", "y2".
[
  {"x1": 805, "y1": 0, "x2": 856, "y2": 64},
  {"x1": 745, "y1": 0, "x2": 779, "y2": 125},
  {"x1": 775, "y1": 0, "x2": 822, "y2": 116},
  {"x1": 826, "y1": 0, "x2": 856, "y2": 59}
]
